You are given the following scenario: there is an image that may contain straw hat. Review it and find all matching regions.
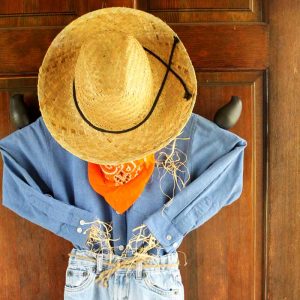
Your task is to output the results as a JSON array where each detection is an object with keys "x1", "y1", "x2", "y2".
[{"x1": 38, "y1": 7, "x2": 197, "y2": 165}]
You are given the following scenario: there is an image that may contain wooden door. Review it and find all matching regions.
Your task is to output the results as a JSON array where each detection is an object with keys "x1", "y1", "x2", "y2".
[
  {"x1": 3, "y1": 1, "x2": 295, "y2": 299},
  {"x1": 136, "y1": 2, "x2": 268, "y2": 300}
]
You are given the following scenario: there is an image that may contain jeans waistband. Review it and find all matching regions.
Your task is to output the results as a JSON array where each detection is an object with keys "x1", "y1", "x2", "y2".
[
  {"x1": 68, "y1": 247, "x2": 180, "y2": 271},
  {"x1": 67, "y1": 248, "x2": 180, "y2": 288},
  {"x1": 68, "y1": 248, "x2": 180, "y2": 287}
]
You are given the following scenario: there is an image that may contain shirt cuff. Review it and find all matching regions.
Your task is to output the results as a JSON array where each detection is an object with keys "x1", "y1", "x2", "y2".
[{"x1": 143, "y1": 209, "x2": 184, "y2": 253}]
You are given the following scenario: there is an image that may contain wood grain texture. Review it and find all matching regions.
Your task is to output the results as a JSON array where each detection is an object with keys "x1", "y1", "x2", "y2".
[
  {"x1": 0, "y1": 28, "x2": 61, "y2": 75},
  {"x1": 267, "y1": 0, "x2": 300, "y2": 298},
  {"x1": 0, "y1": 0, "x2": 273, "y2": 299},
  {"x1": 177, "y1": 71, "x2": 265, "y2": 300},
  {"x1": 0, "y1": 24, "x2": 268, "y2": 76},
  {"x1": 0, "y1": 0, "x2": 134, "y2": 27},
  {"x1": 170, "y1": 24, "x2": 269, "y2": 71},
  {"x1": 0, "y1": 2, "x2": 135, "y2": 299},
  {"x1": 135, "y1": 0, "x2": 262, "y2": 22},
  {"x1": 149, "y1": 0, "x2": 251, "y2": 9},
  {"x1": 0, "y1": 0, "x2": 133, "y2": 15},
  {"x1": 0, "y1": 92, "x2": 73, "y2": 300},
  {"x1": 0, "y1": 0, "x2": 73, "y2": 14},
  {"x1": 0, "y1": 77, "x2": 37, "y2": 92}
]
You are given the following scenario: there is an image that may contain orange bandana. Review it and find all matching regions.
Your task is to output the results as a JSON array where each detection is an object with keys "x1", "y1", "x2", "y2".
[{"x1": 88, "y1": 154, "x2": 155, "y2": 214}]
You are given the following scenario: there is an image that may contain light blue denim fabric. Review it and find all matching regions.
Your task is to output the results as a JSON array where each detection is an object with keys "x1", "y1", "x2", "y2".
[
  {"x1": 0, "y1": 113, "x2": 247, "y2": 256},
  {"x1": 64, "y1": 247, "x2": 184, "y2": 300}
]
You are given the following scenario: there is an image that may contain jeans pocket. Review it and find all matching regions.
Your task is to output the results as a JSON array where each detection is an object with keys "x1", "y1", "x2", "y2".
[
  {"x1": 173, "y1": 270, "x2": 184, "y2": 288},
  {"x1": 142, "y1": 271, "x2": 181, "y2": 297},
  {"x1": 64, "y1": 265, "x2": 95, "y2": 293}
]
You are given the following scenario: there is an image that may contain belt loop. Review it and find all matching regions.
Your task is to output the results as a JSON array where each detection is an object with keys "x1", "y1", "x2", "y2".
[
  {"x1": 135, "y1": 261, "x2": 143, "y2": 280},
  {"x1": 96, "y1": 254, "x2": 103, "y2": 274}
]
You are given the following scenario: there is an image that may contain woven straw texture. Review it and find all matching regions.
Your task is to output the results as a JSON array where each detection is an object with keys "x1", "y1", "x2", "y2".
[{"x1": 38, "y1": 7, "x2": 197, "y2": 165}]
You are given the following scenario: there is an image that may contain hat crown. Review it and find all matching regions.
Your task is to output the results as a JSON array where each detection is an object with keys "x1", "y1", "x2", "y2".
[
  {"x1": 74, "y1": 30, "x2": 154, "y2": 131},
  {"x1": 38, "y1": 7, "x2": 197, "y2": 165}
]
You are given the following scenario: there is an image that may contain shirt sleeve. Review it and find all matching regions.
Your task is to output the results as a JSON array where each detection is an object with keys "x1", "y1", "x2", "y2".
[
  {"x1": 143, "y1": 114, "x2": 248, "y2": 253},
  {"x1": 0, "y1": 118, "x2": 94, "y2": 247}
]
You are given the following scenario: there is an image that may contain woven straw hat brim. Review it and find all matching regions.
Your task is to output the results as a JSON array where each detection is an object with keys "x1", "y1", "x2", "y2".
[{"x1": 38, "y1": 7, "x2": 197, "y2": 165}]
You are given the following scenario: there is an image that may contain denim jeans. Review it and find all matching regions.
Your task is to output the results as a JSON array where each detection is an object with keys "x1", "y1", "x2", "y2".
[{"x1": 64, "y1": 248, "x2": 184, "y2": 299}]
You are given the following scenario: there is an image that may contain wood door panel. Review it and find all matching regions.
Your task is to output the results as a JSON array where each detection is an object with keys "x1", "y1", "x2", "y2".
[
  {"x1": 170, "y1": 24, "x2": 269, "y2": 70},
  {"x1": 0, "y1": 92, "x2": 72, "y2": 300},
  {"x1": 0, "y1": 0, "x2": 133, "y2": 15},
  {"x1": 0, "y1": 14, "x2": 76, "y2": 27},
  {"x1": 149, "y1": 0, "x2": 251, "y2": 9},
  {"x1": 0, "y1": 0, "x2": 133, "y2": 27},
  {"x1": 0, "y1": 24, "x2": 268, "y2": 76},
  {"x1": 0, "y1": 28, "x2": 61, "y2": 76},
  {"x1": 0, "y1": 0, "x2": 76, "y2": 27},
  {"x1": 0, "y1": 0, "x2": 74, "y2": 14},
  {"x1": 0, "y1": 0, "x2": 271, "y2": 299},
  {"x1": 136, "y1": 0, "x2": 262, "y2": 22},
  {"x1": 137, "y1": 2, "x2": 268, "y2": 297},
  {"x1": 268, "y1": 1, "x2": 300, "y2": 297},
  {"x1": 178, "y1": 71, "x2": 264, "y2": 300},
  {"x1": 0, "y1": 77, "x2": 37, "y2": 92}
]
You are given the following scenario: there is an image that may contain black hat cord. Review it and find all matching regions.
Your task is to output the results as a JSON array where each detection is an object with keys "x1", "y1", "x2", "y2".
[{"x1": 72, "y1": 35, "x2": 193, "y2": 134}]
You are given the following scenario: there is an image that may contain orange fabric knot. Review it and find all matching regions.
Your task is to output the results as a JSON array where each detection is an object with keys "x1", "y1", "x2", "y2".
[
  {"x1": 99, "y1": 157, "x2": 148, "y2": 186},
  {"x1": 87, "y1": 153, "x2": 156, "y2": 214}
]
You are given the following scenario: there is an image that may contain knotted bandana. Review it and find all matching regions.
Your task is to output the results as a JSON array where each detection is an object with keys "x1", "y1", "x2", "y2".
[{"x1": 88, "y1": 154, "x2": 155, "y2": 214}]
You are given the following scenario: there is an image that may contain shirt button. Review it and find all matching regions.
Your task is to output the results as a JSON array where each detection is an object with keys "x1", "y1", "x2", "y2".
[
  {"x1": 173, "y1": 242, "x2": 178, "y2": 248},
  {"x1": 116, "y1": 211, "x2": 121, "y2": 215},
  {"x1": 166, "y1": 234, "x2": 172, "y2": 241},
  {"x1": 77, "y1": 227, "x2": 83, "y2": 233},
  {"x1": 79, "y1": 220, "x2": 85, "y2": 225},
  {"x1": 118, "y1": 245, "x2": 125, "y2": 251}
]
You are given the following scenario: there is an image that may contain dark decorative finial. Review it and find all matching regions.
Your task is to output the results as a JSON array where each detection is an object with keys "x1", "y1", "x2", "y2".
[
  {"x1": 10, "y1": 94, "x2": 31, "y2": 129},
  {"x1": 213, "y1": 96, "x2": 242, "y2": 129}
]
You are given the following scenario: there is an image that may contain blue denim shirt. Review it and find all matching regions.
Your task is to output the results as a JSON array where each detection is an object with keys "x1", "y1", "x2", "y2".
[{"x1": 0, "y1": 113, "x2": 247, "y2": 256}]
